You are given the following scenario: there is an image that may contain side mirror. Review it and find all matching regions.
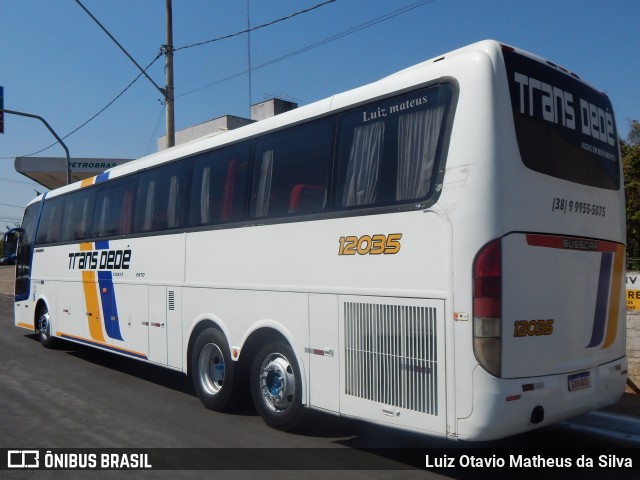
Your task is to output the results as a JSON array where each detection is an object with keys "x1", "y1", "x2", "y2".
[{"x1": 3, "y1": 228, "x2": 24, "y2": 257}]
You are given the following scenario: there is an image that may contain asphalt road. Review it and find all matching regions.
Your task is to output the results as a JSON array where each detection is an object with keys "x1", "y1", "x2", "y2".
[{"x1": 0, "y1": 289, "x2": 638, "y2": 479}]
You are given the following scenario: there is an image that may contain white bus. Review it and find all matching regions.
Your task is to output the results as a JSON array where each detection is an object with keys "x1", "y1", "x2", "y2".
[{"x1": 10, "y1": 40, "x2": 626, "y2": 441}]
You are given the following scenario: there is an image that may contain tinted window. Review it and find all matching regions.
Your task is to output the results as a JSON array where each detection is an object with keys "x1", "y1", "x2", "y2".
[
  {"x1": 133, "y1": 161, "x2": 190, "y2": 233},
  {"x1": 60, "y1": 187, "x2": 96, "y2": 242},
  {"x1": 36, "y1": 196, "x2": 65, "y2": 245},
  {"x1": 16, "y1": 202, "x2": 41, "y2": 298},
  {"x1": 335, "y1": 84, "x2": 452, "y2": 209},
  {"x1": 503, "y1": 49, "x2": 620, "y2": 190},
  {"x1": 91, "y1": 179, "x2": 137, "y2": 238},
  {"x1": 250, "y1": 119, "x2": 334, "y2": 218},
  {"x1": 189, "y1": 144, "x2": 249, "y2": 226}
]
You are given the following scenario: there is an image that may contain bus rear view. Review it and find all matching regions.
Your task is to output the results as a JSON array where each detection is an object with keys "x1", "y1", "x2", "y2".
[{"x1": 457, "y1": 44, "x2": 626, "y2": 440}]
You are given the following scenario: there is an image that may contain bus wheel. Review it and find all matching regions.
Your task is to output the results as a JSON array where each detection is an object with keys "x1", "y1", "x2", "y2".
[
  {"x1": 191, "y1": 328, "x2": 235, "y2": 411},
  {"x1": 37, "y1": 304, "x2": 56, "y2": 349},
  {"x1": 250, "y1": 342, "x2": 305, "y2": 431}
]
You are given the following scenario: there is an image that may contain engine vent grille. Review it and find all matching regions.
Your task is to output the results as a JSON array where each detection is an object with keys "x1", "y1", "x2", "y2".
[
  {"x1": 344, "y1": 301, "x2": 438, "y2": 415},
  {"x1": 168, "y1": 290, "x2": 175, "y2": 311}
]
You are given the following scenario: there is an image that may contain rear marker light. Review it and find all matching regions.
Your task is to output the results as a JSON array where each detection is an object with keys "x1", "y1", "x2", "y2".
[{"x1": 473, "y1": 239, "x2": 502, "y2": 377}]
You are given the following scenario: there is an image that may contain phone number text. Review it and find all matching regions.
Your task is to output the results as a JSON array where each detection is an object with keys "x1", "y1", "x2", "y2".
[{"x1": 551, "y1": 197, "x2": 606, "y2": 217}]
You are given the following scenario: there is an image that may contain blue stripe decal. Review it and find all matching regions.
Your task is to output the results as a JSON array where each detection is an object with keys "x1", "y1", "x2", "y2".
[
  {"x1": 95, "y1": 240, "x2": 124, "y2": 341},
  {"x1": 95, "y1": 240, "x2": 110, "y2": 250},
  {"x1": 95, "y1": 172, "x2": 110, "y2": 184},
  {"x1": 586, "y1": 252, "x2": 613, "y2": 348},
  {"x1": 97, "y1": 271, "x2": 124, "y2": 341}
]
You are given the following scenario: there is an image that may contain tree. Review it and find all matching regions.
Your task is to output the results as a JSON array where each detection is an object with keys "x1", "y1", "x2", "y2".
[{"x1": 623, "y1": 120, "x2": 640, "y2": 270}]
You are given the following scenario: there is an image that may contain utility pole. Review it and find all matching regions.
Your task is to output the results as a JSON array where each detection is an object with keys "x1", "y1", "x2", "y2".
[
  {"x1": 165, "y1": 0, "x2": 175, "y2": 148},
  {"x1": 75, "y1": 0, "x2": 176, "y2": 149}
]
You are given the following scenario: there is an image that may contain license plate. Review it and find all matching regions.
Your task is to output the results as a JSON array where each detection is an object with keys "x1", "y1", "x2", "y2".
[{"x1": 568, "y1": 371, "x2": 591, "y2": 391}]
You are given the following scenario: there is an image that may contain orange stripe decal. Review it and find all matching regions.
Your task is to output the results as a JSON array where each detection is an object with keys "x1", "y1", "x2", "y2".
[
  {"x1": 17, "y1": 322, "x2": 34, "y2": 330},
  {"x1": 80, "y1": 242, "x2": 105, "y2": 342},
  {"x1": 82, "y1": 270, "x2": 105, "y2": 342},
  {"x1": 80, "y1": 177, "x2": 94, "y2": 188},
  {"x1": 603, "y1": 244, "x2": 625, "y2": 348},
  {"x1": 59, "y1": 332, "x2": 147, "y2": 360}
]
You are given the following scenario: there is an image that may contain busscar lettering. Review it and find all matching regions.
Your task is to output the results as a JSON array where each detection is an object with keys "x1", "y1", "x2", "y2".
[
  {"x1": 68, "y1": 249, "x2": 131, "y2": 270},
  {"x1": 561, "y1": 239, "x2": 599, "y2": 251}
]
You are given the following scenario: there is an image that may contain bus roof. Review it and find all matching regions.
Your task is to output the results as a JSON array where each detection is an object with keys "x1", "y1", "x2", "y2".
[{"x1": 34, "y1": 38, "x2": 605, "y2": 205}]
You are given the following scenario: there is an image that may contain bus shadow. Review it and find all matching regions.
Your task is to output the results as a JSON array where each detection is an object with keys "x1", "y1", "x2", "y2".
[
  {"x1": 22, "y1": 333, "x2": 607, "y2": 474},
  {"x1": 30, "y1": 335, "x2": 193, "y2": 393},
  {"x1": 24, "y1": 334, "x2": 259, "y2": 416}
]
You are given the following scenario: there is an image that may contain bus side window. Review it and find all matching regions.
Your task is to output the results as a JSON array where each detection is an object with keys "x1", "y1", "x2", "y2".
[
  {"x1": 120, "y1": 189, "x2": 134, "y2": 234},
  {"x1": 250, "y1": 118, "x2": 334, "y2": 219},
  {"x1": 47, "y1": 201, "x2": 64, "y2": 244},
  {"x1": 288, "y1": 184, "x2": 326, "y2": 214},
  {"x1": 253, "y1": 150, "x2": 274, "y2": 218},
  {"x1": 60, "y1": 188, "x2": 96, "y2": 241},
  {"x1": 395, "y1": 104, "x2": 447, "y2": 201},
  {"x1": 36, "y1": 196, "x2": 65, "y2": 245},
  {"x1": 220, "y1": 159, "x2": 239, "y2": 221},
  {"x1": 92, "y1": 181, "x2": 136, "y2": 238},
  {"x1": 338, "y1": 121, "x2": 385, "y2": 207},
  {"x1": 335, "y1": 84, "x2": 452, "y2": 209},
  {"x1": 134, "y1": 161, "x2": 190, "y2": 233},
  {"x1": 188, "y1": 144, "x2": 249, "y2": 227}
]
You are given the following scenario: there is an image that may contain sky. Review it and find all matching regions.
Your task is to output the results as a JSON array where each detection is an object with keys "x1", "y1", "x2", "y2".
[{"x1": 1, "y1": 0, "x2": 638, "y2": 227}]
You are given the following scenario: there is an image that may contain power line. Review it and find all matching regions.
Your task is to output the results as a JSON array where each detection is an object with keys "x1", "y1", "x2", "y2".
[
  {"x1": 0, "y1": 218, "x2": 22, "y2": 225},
  {"x1": 2, "y1": 0, "x2": 339, "y2": 159},
  {"x1": 145, "y1": 103, "x2": 167, "y2": 154},
  {"x1": 0, "y1": 202, "x2": 23, "y2": 209},
  {"x1": 2, "y1": 0, "x2": 431, "y2": 161},
  {"x1": 0, "y1": 176, "x2": 43, "y2": 186},
  {"x1": 174, "y1": 0, "x2": 337, "y2": 52},
  {"x1": 0, "y1": 53, "x2": 162, "y2": 160},
  {"x1": 177, "y1": 0, "x2": 435, "y2": 99},
  {"x1": 75, "y1": 0, "x2": 166, "y2": 97}
]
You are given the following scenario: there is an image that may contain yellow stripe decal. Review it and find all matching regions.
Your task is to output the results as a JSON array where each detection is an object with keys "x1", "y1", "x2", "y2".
[
  {"x1": 603, "y1": 244, "x2": 625, "y2": 348},
  {"x1": 81, "y1": 270, "x2": 105, "y2": 342},
  {"x1": 79, "y1": 242, "x2": 105, "y2": 342},
  {"x1": 17, "y1": 322, "x2": 34, "y2": 330},
  {"x1": 58, "y1": 332, "x2": 147, "y2": 360},
  {"x1": 80, "y1": 177, "x2": 94, "y2": 188}
]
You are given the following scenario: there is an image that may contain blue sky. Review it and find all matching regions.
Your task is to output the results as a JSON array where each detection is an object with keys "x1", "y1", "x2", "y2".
[{"x1": 1, "y1": 0, "x2": 638, "y2": 225}]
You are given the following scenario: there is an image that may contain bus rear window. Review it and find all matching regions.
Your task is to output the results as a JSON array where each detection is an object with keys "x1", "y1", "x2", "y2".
[{"x1": 503, "y1": 49, "x2": 620, "y2": 190}]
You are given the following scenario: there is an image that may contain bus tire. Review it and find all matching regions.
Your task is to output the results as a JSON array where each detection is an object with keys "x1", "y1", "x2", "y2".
[
  {"x1": 191, "y1": 327, "x2": 235, "y2": 412},
  {"x1": 250, "y1": 341, "x2": 305, "y2": 431},
  {"x1": 37, "y1": 304, "x2": 56, "y2": 349}
]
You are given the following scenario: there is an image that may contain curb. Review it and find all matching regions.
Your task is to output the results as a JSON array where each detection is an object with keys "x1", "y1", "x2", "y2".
[{"x1": 562, "y1": 411, "x2": 640, "y2": 444}]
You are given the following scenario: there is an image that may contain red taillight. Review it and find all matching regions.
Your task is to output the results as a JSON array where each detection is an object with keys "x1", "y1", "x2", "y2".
[
  {"x1": 473, "y1": 239, "x2": 502, "y2": 319},
  {"x1": 473, "y1": 239, "x2": 502, "y2": 377}
]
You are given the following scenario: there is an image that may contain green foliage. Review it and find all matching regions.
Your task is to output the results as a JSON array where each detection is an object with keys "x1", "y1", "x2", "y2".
[{"x1": 623, "y1": 120, "x2": 640, "y2": 269}]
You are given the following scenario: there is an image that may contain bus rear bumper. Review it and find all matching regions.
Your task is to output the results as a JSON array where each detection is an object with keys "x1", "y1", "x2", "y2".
[{"x1": 456, "y1": 357, "x2": 627, "y2": 441}]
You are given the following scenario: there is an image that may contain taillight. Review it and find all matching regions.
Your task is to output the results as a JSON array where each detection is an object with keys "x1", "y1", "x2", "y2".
[{"x1": 473, "y1": 239, "x2": 502, "y2": 377}]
